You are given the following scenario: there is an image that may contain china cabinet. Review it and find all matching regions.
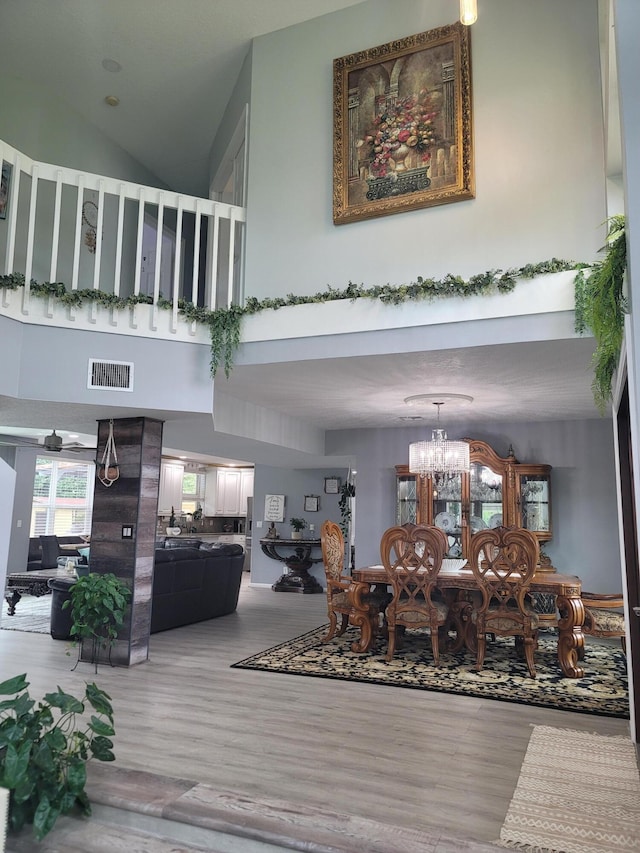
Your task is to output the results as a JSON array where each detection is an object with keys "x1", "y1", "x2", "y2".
[{"x1": 395, "y1": 439, "x2": 553, "y2": 570}]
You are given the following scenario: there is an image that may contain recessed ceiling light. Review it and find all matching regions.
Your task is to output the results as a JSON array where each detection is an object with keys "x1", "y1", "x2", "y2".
[
  {"x1": 68, "y1": 434, "x2": 79, "y2": 439},
  {"x1": 102, "y1": 58, "x2": 122, "y2": 73},
  {"x1": 104, "y1": 95, "x2": 120, "y2": 107}
]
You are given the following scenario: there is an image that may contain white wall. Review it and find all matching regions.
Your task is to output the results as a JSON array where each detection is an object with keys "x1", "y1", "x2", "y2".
[
  {"x1": 244, "y1": 0, "x2": 605, "y2": 298},
  {"x1": 327, "y1": 418, "x2": 621, "y2": 593}
]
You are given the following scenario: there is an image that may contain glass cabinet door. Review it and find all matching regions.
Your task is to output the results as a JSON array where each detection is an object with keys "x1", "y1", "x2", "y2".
[
  {"x1": 396, "y1": 474, "x2": 418, "y2": 525},
  {"x1": 432, "y1": 474, "x2": 463, "y2": 556},
  {"x1": 519, "y1": 473, "x2": 551, "y2": 539},
  {"x1": 469, "y1": 463, "x2": 504, "y2": 532}
]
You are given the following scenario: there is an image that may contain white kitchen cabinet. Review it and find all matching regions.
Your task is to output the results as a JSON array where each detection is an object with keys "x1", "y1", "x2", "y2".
[
  {"x1": 203, "y1": 467, "x2": 254, "y2": 516},
  {"x1": 203, "y1": 468, "x2": 218, "y2": 516},
  {"x1": 158, "y1": 461, "x2": 184, "y2": 515},
  {"x1": 216, "y1": 469, "x2": 242, "y2": 515},
  {"x1": 239, "y1": 469, "x2": 254, "y2": 516}
]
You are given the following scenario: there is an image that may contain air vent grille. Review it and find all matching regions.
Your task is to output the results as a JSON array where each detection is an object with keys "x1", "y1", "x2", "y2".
[{"x1": 88, "y1": 359, "x2": 134, "y2": 392}]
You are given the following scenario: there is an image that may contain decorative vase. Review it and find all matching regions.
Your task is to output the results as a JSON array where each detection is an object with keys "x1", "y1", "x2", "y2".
[{"x1": 392, "y1": 143, "x2": 410, "y2": 172}]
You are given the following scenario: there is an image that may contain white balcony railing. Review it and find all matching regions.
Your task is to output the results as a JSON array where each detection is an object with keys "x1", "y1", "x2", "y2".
[{"x1": 0, "y1": 140, "x2": 245, "y2": 337}]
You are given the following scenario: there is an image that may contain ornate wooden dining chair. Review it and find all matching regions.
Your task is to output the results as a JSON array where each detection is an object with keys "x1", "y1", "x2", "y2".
[
  {"x1": 582, "y1": 592, "x2": 627, "y2": 653},
  {"x1": 380, "y1": 523, "x2": 449, "y2": 664},
  {"x1": 468, "y1": 526, "x2": 540, "y2": 678},
  {"x1": 320, "y1": 520, "x2": 389, "y2": 647}
]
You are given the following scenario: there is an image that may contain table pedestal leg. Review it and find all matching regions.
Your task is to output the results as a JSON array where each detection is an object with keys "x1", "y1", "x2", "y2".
[
  {"x1": 271, "y1": 560, "x2": 323, "y2": 594},
  {"x1": 556, "y1": 593, "x2": 585, "y2": 678},
  {"x1": 4, "y1": 590, "x2": 21, "y2": 616}
]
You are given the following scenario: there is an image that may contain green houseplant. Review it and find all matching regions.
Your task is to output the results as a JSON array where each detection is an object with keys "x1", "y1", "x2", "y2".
[
  {"x1": 289, "y1": 517, "x2": 307, "y2": 540},
  {"x1": 63, "y1": 573, "x2": 131, "y2": 673},
  {"x1": 0, "y1": 673, "x2": 116, "y2": 841},
  {"x1": 574, "y1": 214, "x2": 627, "y2": 411}
]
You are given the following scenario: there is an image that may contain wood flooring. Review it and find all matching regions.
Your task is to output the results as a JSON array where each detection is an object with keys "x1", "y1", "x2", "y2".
[{"x1": 0, "y1": 576, "x2": 631, "y2": 850}]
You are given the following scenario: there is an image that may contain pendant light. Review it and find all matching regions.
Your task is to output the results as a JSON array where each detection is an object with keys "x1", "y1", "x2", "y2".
[
  {"x1": 460, "y1": 0, "x2": 478, "y2": 25},
  {"x1": 408, "y1": 402, "x2": 470, "y2": 478}
]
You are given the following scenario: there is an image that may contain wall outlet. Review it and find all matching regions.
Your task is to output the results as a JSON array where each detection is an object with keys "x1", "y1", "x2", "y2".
[{"x1": 256, "y1": 520, "x2": 263, "y2": 529}]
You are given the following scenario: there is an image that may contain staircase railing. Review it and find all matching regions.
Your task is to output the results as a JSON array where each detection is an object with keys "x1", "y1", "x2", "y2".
[{"x1": 0, "y1": 140, "x2": 246, "y2": 325}]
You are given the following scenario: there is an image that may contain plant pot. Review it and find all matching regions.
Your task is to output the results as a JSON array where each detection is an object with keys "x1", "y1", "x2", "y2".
[{"x1": 290, "y1": 531, "x2": 303, "y2": 540}]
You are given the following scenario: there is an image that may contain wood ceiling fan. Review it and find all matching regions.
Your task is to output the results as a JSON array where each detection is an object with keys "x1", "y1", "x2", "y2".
[{"x1": 0, "y1": 429, "x2": 97, "y2": 454}]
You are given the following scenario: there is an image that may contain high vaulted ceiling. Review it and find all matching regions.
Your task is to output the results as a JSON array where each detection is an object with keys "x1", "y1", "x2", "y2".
[
  {"x1": 1, "y1": 0, "x2": 367, "y2": 195},
  {"x1": 0, "y1": 1, "x2": 614, "y2": 467}
]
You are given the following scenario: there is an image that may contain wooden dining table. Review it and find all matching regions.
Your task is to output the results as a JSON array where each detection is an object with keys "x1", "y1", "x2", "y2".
[{"x1": 351, "y1": 565, "x2": 586, "y2": 678}]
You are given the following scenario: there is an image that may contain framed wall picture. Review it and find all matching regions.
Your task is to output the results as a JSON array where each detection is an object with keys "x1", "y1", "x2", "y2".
[
  {"x1": 324, "y1": 477, "x2": 340, "y2": 494},
  {"x1": 333, "y1": 21, "x2": 474, "y2": 225},
  {"x1": 304, "y1": 495, "x2": 320, "y2": 512},
  {"x1": 264, "y1": 494, "x2": 285, "y2": 522}
]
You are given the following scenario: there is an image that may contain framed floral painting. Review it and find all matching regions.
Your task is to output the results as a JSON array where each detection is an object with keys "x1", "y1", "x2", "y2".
[{"x1": 332, "y1": 21, "x2": 474, "y2": 225}]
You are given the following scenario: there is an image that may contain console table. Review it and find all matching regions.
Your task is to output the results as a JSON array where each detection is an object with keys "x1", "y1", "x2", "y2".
[{"x1": 260, "y1": 538, "x2": 324, "y2": 594}]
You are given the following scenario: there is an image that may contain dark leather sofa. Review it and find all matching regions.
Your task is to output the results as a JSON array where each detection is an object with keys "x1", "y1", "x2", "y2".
[
  {"x1": 151, "y1": 540, "x2": 244, "y2": 633},
  {"x1": 48, "y1": 539, "x2": 245, "y2": 638}
]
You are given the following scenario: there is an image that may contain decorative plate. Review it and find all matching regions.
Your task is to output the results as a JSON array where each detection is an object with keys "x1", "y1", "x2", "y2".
[
  {"x1": 488, "y1": 513, "x2": 503, "y2": 529},
  {"x1": 449, "y1": 543, "x2": 463, "y2": 557},
  {"x1": 435, "y1": 511, "x2": 456, "y2": 532},
  {"x1": 470, "y1": 515, "x2": 487, "y2": 533}
]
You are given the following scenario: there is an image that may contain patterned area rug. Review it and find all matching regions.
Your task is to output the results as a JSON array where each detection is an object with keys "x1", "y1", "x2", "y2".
[
  {"x1": 1, "y1": 595, "x2": 51, "y2": 634},
  {"x1": 232, "y1": 626, "x2": 629, "y2": 718},
  {"x1": 500, "y1": 725, "x2": 640, "y2": 853}
]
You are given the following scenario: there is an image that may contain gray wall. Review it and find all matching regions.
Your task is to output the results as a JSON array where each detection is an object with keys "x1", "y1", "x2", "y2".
[
  {"x1": 244, "y1": 0, "x2": 604, "y2": 299},
  {"x1": 0, "y1": 75, "x2": 166, "y2": 187},
  {"x1": 0, "y1": 316, "x2": 212, "y2": 416},
  {"x1": 0, "y1": 457, "x2": 17, "y2": 592},
  {"x1": 6, "y1": 446, "x2": 40, "y2": 575},
  {"x1": 251, "y1": 464, "x2": 347, "y2": 587},
  {"x1": 327, "y1": 418, "x2": 621, "y2": 594}
]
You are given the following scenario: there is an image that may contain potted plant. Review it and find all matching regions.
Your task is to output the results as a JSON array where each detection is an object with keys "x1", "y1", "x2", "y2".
[
  {"x1": 0, "y1": 673, "x2": 116, "y2": 841},
  {"x1": 63, "y1": 573, "x2": 131, "y2": 673},
  {"x1": 289, "y1": 517, "x2": 307, "y2": 540}
]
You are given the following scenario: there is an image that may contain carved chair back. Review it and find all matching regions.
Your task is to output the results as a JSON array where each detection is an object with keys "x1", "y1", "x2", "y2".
[
  {"x1": 468, "y1": 526, "x2": 539, "y2": 618},
  {"x1": 320, "y1": 520, "x2": 345, "y2": 583},
  {"x1": 380, "y1": 523, "x2": 448, "y2": 613}
]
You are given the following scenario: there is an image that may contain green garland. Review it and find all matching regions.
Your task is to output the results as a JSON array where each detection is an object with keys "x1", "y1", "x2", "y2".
[
  {"x1": 1, "y1": 257, "x2": 587, "y2": 380},
  {"x1": 574, "y1": 215, "x2": 627, "y2": 413}
]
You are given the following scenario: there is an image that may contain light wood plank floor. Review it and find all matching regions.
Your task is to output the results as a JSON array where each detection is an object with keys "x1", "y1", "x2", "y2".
[{"x1": 0, "y1": 576, "x2": 630, "y2": 847}]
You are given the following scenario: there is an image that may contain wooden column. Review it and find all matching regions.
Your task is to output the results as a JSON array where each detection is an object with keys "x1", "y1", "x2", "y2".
[{"x1": 89, "y1": 417, "x2": 163, "y2": 666}]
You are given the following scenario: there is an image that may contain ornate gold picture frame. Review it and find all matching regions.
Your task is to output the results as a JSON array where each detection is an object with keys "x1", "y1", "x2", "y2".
[{"x1": 333, "y1": 21, "x2": 474, "y2": 225}]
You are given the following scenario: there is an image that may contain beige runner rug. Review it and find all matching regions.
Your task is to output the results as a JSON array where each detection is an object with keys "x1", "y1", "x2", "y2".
[{"x1": 500, "y1": 725, "x2": 640, "y2": 853}]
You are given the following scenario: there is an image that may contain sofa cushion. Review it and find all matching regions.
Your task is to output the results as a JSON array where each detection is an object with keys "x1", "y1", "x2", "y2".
[
  {"x1": 162, "y1": 537, "x2": 203, "y2": 550},
  {"x1": 198, "y1": 542, "x2": 243, "y2": 556}
]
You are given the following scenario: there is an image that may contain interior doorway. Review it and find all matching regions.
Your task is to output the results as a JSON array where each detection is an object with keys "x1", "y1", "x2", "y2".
[
  {"x1": 140, "y1": 211, "x2": 184, "y2": 300},
  {"x1": 615, "y1": 375, "x2": 640, "y2": 745}
]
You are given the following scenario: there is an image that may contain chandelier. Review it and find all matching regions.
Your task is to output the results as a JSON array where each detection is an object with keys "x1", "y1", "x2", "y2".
[{"x1": 407, "y1": 401, "x2": 470, "y2": 478}]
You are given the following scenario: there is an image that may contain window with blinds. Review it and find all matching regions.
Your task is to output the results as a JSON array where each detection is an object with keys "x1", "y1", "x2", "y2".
[
  {"x1": 30, "y1": 457, "x2": 95, "y2": 536},
  {"x1": 181, "y1": 471, "x2": 205, "y2": 514}
]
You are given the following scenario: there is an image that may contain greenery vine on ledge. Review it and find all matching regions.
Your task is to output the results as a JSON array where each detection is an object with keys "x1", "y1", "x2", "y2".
[
  {"x1": 0, "y1": 258, "x2": 585, "y2": 381},
  {"x1": 574, "y1": 215, "x2": 627, "y2": 413}
]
